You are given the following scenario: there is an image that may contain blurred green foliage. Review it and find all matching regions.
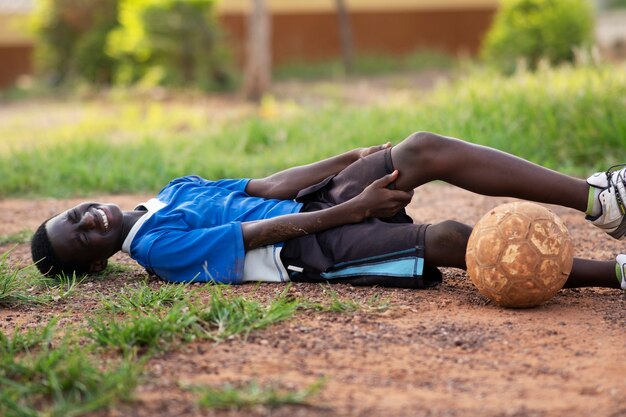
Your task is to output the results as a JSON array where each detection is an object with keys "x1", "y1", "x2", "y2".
[
  {"x1": 31, "y1": 0, "x2": 119, "y2": 85},
  {"x1": 1, "y1": 64, "x2": 624, "y2": 197},
  {"x1": 107, "y1": 0, "x2": 233, "y2": 90},
  {"x1": 481, "y1": 0, "x2": 594, "y2": 73},
  {"x1": 274, "y1": 50, "x2": 455, "y2": 81},
  {"x1": 31, "y1": 0, "x2": 233, "y2": 90},
  {"x1": 605, "y1": 0, "x2": 626, "y2": 8}
]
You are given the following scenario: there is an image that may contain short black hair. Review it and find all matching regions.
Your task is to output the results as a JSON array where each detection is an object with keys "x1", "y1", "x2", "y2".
[{"x1": 31, "y1": 219, "x2": 89, "y2": 277}]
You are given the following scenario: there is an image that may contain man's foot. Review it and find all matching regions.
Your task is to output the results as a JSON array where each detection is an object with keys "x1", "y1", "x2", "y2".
[
  {"x1": 615, "y1": 254, "x2": 626, "y2": 290},
  {"x1": 586, "y1": 164, "x2": 626, "y2": 239}
]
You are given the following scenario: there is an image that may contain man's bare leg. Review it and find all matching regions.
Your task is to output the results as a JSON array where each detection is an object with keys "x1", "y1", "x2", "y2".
[
  {"x1": 424, "y1": 221, "x2": 621, "y2": 289},
  {"x1": 390, "y1": 132, "x2": 589, "y2": 212},
  {"x1": 565, "y1": 259, "x2": 621, "y2": 288}
]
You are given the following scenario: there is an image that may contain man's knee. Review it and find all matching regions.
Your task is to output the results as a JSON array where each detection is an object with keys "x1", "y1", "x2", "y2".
[
  {"x1": 393, "y1": 131, "x2": 447, "y2": 172},
  {"x1": 401, "y1": 131, "x2": 443, "y2": 154}
]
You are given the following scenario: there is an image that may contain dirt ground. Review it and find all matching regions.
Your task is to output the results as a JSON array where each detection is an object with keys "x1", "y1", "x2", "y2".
[{"x1": 1, "y1": 182, "x2": 625, "y2": 417}]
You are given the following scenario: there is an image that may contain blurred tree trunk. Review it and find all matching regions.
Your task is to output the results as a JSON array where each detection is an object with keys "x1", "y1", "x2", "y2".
[
  {"x1": 244, "y1": 0, "x2": 271, "y2": 102},
  {"x1": 335, "y1": 0, "x2": 354, "y2": 73}
]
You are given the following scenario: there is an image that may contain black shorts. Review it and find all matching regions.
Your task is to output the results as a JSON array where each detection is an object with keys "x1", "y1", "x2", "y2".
[{"x1": 280, "y1": 148, "x2": 441, "y2": 288}]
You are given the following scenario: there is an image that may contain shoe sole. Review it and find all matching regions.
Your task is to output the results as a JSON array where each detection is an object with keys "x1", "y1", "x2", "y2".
[{"x1": 608, "y1": 215, "x2": 626, "y2": 240}]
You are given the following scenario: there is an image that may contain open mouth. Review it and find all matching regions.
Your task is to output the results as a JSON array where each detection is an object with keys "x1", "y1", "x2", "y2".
[{"x1": 95, "y1": 207, "x2": 109, "y2": 231}]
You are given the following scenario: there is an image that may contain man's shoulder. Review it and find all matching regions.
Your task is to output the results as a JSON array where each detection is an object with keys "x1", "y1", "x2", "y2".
[{"x1": 159, "y1": 176, "x2": 250, "y2": 194}]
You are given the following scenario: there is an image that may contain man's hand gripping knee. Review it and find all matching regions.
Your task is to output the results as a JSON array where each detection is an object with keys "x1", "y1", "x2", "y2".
[{"x1": 350, "y1": 170, "x2": 414, "y2": 220}]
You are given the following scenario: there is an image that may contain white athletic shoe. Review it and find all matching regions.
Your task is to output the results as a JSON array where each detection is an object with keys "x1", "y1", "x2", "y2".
[
  {"x1": 615, "y1": 254, "x2": 626, "y2": 290},
  {"x1": 586, "y1": 164, "x2": 626, "y2": 239}
]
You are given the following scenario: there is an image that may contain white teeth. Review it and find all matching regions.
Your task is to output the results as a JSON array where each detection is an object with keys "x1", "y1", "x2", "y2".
[{"x1": 96, "y1": 208, "x2": 109, "y2": 231}]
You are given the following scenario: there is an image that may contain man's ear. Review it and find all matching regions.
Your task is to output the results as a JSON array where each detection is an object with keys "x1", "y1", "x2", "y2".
[{"x1": 89, "y1": 259, "x2": 108, "y2": 273}]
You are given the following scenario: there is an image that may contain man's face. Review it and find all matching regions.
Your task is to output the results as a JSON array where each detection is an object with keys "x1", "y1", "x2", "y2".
[{"x1": 46, "y1": 202, "x2": 125, "y2": 272}]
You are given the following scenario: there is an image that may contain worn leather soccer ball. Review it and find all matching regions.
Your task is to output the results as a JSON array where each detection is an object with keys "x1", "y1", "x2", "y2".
[{"x1": 465, "y1": 202, "x2": 574, "y2": 308}]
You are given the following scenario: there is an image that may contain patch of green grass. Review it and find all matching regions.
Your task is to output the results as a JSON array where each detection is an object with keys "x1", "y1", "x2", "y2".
[
  {"x1": 0, "y1": 326, "x2": 139, "y2": 417},
  {"x1": 0, "y1": 320, "x2": 57, "y2": 355},
  {"x1": 418, "y1": 64, "x2": 626, "y2": 173},
  {"x1": 274, "y1": 49, "x2": 455, "y2": 80},
  {"x1": 0, "y1": 248, "x2": 85, "y2": 307},
  {"x1": 196, "y1": 286, "x2": 298, "y2": 340},
  {"x1": 0, "y1": 252, "x2": 47, "y2": 307},
  {"x1": 40, "y1": 272, "x2": 84, "y2": 303},
  {"x1": 99, "y1": 281, "x2": 193, "y2": 314},
  {"x1": 0, "y1": 230, "x2": 32, "y2": 246},
  {"x1": 103, "y1": 261, "x2": 135, "y2": 275},
  {"x1": 87, "y1": 304, "x2": 200, "y2": 355},
  {"x1": 301, "y1": 287, "x2": 391, "y2": 313},
  {"x1": 0, "y1": 63, "x2": 624, "y2": 197},
  {"x1": 87, "y1": 286, "x2": 298, "y2": 354},
  {"x1": 196, "y1": 379, "x2": 324, "y2": 410},
  {"x1": 0, "y1": 284, "x2": 306, "y2": 415}
]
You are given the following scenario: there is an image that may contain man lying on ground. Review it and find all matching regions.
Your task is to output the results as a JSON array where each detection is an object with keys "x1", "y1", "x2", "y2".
[{"x1": 31, "y1": 132, "x2": 626, "y2": 290}]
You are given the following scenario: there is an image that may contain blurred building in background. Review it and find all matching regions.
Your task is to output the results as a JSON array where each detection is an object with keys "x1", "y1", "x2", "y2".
[
  {"x1": 217, "y1": 0, "x2": 498, "y2": 66},
  {"x1": 0, "y1": 0, "x2": 33, "y2": 88},
  {"x1": 0, "y1": 0, "x2": 499, "y2": 89},
  {"x1": 596, "y1": 0, "x2": 626, "y2": 60},
  {"x1": 0, "y1": 0, "x2": 624, "y2": 89}
]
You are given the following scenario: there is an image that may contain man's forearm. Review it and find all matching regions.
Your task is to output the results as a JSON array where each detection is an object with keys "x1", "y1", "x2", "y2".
[
  {"x1": 241, "y1": 200, "x2": 362, "y2": 250},
  {"x1": 245, "y1": 149, "x2": 361, "y2": 200},
  {"x1": 241, "y1": 170, "x2": 412, "y2": 251},
  {"x1": 245, "y1": 144, "x2": 391, "y2": 200}
]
